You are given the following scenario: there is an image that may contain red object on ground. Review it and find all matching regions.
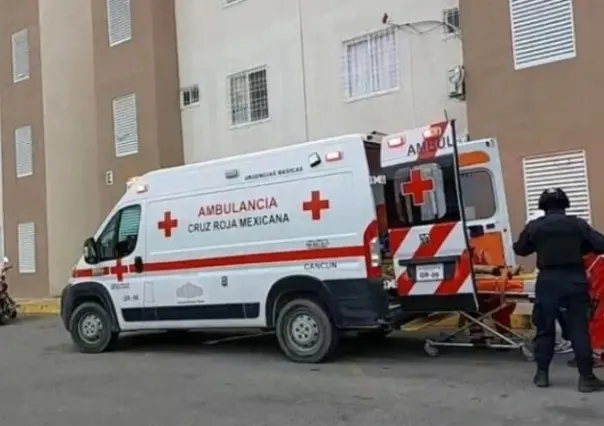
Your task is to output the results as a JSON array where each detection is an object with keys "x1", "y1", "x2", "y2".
[
  {"x1": 584, "y1": 254, "x2": 604, "y2": 351},
  {"x1": 480, "y1": 296, "x2": 516, "y2": 333}
]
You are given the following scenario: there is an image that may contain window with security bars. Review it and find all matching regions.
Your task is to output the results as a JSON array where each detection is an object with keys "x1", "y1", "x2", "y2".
[
  {"x1": 107, "y1": 0, "x2": 132, "y2": 46},
  {"x1": 443, "y1": 7, "x2": 460, "y2": 34},
  {"x1": 181, "y1": 85, "x2": 200, "y2": 108},
  {"x1": 113, "y1": 93, "x2": 139, "y2": 157},
  {"x1": 15, "y1": 125, "x2": 33, "y2": 178},
  {"x1": 343, "y1": 27, "x2": 399, "y2": 100},
  {"x1": 509, "y1": 0, "x2": 576, "y2": 70},
  {"x1": 228, "y1": 68, "x2": 269, "y2": 126},
  {"x1": 18, "y1": 222, "x2": 36, "y2": 274},
  {"x1": 12, "y1": 29, "x2": 30, "y2": 83}
]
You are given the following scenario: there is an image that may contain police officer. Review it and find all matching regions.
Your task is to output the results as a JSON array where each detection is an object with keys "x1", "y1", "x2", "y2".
[{"x1": 514, "y1": 188, "x2": 604, "y2": 393}]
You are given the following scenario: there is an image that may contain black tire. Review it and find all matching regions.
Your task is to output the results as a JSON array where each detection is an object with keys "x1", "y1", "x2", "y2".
[
  {"x1": 68, "y1": 302, "x2": 119, "y2": 353},
  {"x1": 275, "y1": 298, "x2": 338, "y2": 363}
]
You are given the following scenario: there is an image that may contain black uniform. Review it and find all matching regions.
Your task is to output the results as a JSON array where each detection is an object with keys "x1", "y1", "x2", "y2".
[{"x1": 513, "y1": 188, "x2": 604, "y2": 392}]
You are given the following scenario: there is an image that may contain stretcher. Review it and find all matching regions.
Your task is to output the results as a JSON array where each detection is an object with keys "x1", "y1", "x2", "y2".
[{"x1": 421, "y1": 268, "x2": 536, "y2": 359}]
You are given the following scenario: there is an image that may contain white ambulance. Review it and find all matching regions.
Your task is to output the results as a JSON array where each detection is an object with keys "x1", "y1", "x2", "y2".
[
  {"x1": 61, "y1": 134, "x2": 389, "y2": 363},
  {"x1": 61, "y1": 120, "x2": 514, "y2": 363}
]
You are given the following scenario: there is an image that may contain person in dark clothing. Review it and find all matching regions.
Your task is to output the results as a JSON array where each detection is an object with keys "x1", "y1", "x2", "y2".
[{"x1": 514, "y1": 188, "x2": 604, "y2": 393}]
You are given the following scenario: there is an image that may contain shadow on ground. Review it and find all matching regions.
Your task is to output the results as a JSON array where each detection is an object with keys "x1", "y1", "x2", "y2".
[{"x1": 98, "y1": 329, "x2": 533, "y2": 365}]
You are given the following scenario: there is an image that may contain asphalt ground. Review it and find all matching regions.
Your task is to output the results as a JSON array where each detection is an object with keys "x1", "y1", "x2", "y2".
[{"x1": 0, "y1": 317, "x2": 602, "y2": 426}]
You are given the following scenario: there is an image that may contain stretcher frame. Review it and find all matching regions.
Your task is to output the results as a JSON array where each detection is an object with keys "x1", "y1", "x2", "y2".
[{"x1": 421, "y1": 276, "x2": 536, "y2": 360}]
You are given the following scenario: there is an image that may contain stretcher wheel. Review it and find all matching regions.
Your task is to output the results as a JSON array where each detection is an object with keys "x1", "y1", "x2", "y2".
[
  {"x1": 424, "y1": 341, "x2": 439, "y2": 357},
  {"x1": 521, "y1": 344, "x2": 534, "y2": 361}
]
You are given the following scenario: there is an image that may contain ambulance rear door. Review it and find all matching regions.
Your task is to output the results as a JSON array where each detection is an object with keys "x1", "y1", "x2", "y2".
[
  {"x1": 381, "y1": 121, "x2": 478, "y2": 312},
  {"x1": 458, "y1": 138, "x2": 515, "y2": 267}
]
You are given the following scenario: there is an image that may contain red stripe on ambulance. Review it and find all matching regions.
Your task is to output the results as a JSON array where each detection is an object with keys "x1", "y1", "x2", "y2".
[
  {"x1": 72, "y1": 245, "x2": 366, "y2": 279},
  {"x1": 393, "y1": 222, "x2": 467, "y2": 297},
  {"x1": 434, "y1": 250, "x2": 472, "y2": 295}
]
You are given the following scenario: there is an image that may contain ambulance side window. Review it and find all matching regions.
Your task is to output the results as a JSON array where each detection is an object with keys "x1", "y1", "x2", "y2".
[
  {"x1": 96, "y1": 205, "x2": 142, "y2": 262},
  {"x1": 384, "y1": 155, "x2": 461, "y2": 227},
  {"x1": 459, "y1": 170, "x2": 496, "y2": 220},
  {"x1": 97, "y1": 215, "x2": 119, "y2": 261}
]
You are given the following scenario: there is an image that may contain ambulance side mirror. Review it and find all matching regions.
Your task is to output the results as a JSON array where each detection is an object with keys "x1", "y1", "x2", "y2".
[{"x1": 83, "y1": 237, "x2": 99, "y2": 264}]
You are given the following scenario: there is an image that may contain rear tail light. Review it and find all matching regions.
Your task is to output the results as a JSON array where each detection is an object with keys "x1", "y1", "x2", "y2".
[
  {"x1": 363, "y1": 221, "x2": 381, "y2": 279},
  {"x1": 370, "y1": 237, "x2": 381, "y2": 268}
]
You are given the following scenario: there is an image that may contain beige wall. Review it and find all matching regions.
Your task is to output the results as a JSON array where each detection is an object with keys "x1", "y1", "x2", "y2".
[
  {"x1": 1, "y1": 0, "x2": 183, "y2": 298},
  {"x1": 0, "y1": 0, "x2": 49, "y2": 298},
  {"x1": 0, "y1": 95, "x2": 3, "y2": 259},
  {"x1": 39, "y1": 0, "x2": 100, "y2": 295}
]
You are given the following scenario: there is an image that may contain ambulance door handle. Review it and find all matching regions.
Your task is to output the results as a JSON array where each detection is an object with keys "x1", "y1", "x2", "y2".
[{"x1": 133, "y1": 256, "x2": 144, "y2": 273}]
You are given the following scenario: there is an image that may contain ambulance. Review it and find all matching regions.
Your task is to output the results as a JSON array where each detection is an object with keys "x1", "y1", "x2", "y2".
[{"x1": 61, "y1": 120, "x2": 513, "y2": 363}]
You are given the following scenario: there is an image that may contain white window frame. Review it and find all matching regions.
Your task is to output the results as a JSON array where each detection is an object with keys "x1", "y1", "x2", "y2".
[
  {"x1": 180, "y1": 85, "x2": 200, "y2": 109},
  {"x1": 12, "y1": 29, "x2": 30, "y2": 83},
  {"x1": 342, "y1": 27, "x2": 400, "y2": 101},
  {"x1": 509, "y1": 0, "x2": 576, "y2": 70},
  {"x1": 107, "y1": 0, "x2": 132, "y2": 47},
  {"x1": 17, "y1": 222, "x2": 36, "y2": 274},
  {"x1": 227, "y1": 66, "x2": 270, "y2": 127},
  {"x1": 112, "y1": 93, "x2": 139, "y2": 157},
  {"x1": 15, "y1": 125, "x2": 33, "y2": 178}
]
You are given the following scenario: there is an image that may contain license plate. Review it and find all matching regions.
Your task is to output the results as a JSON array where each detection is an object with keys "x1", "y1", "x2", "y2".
[{"x1": 415, "y1": 264, "x2": 444, "y2": 282}]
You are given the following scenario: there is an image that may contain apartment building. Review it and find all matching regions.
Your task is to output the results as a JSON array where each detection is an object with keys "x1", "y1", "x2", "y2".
[
  {"x1": 461, "y1": 0, "x2": 603, "y2": 243},
  {"x1": 0, "y1": 0, "x2": 183, "y2": 297},
  {"x1": 176, "y1": 0, "x2": 467, "y2": 163}
]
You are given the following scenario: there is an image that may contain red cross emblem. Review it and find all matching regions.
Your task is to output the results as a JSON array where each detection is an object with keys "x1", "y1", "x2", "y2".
[
  {"x1": 158, "y1": 211, "x2": 178, "y2": 238},
  {"x1": 302, "y1": 191, "x2": 330, "y2": 221},
  {"x1": 110, "y1": 258, "x2": 128, "y2": 283},
  {"x1": 401, "y1": 169, "x2": 434, "y2": 206}
]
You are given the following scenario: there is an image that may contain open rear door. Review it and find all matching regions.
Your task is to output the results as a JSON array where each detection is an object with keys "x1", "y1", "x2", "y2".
[{"x1": 381, "y1": 121, "x2": 478, "y2": 312}]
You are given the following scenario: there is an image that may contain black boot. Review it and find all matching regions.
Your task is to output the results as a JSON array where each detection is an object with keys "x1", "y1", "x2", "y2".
[
  {"x1": 533, "y1": 370, "x2": 550, "y2": 388},
  {"x1": 578, "y1": 374, "x2": 604, "y2": 393}
]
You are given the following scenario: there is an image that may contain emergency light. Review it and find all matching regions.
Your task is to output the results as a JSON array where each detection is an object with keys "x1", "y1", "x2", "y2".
[
  {"x1": 387, "y1": 137, "x2": 404, "y2": 147},
  {"x1": 423, "y1": 126, "x2": 443, "y2": 138},
  {"x1": 325, "y1": 151, "x2": 342, "y2": 162},
  {"x1": 126, "y1": 176, "x2": 148, "y2": 193}
]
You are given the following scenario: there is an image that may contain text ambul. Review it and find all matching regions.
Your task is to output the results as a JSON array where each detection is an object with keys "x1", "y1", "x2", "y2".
[{"x1": 406, "y1": 135, "x2": 453, "y2": 156}]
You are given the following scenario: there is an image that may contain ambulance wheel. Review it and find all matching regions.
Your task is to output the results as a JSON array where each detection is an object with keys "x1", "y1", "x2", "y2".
[
  {"x1": 69, "y1": 302, "x2": 119, "y2": 353},
  {"x1": 424, "y1": 341, "x2": 439, "y2": 357},
  {"x1": 521, "y1": 344, "x2": 534, "y2": 361},
  {"x1": 276, "y1": 298, "x2": 338, "y2": 363}
]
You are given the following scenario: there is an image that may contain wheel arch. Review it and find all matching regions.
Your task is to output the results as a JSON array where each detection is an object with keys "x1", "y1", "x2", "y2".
[
  {"x1": 264, "y1": 275, "x2": 341, "y2": 328},
  {"x1": 62, "y1": 281, "x2": 120, "y2": 332}
]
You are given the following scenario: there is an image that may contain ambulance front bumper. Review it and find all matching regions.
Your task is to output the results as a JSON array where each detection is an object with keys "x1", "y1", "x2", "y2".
[{"x1": 324, "y1": 278, "x2": 390, "y2": 328}]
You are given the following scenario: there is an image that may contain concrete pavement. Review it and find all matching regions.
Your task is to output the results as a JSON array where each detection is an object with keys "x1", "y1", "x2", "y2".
[{"x1": 0, "y1": 316, "x2": 602, "y2": 425}]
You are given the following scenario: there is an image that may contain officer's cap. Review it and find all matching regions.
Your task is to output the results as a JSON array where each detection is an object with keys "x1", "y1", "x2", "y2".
[{"x1": 537, "y1": 187, "x2": 570, "y2": 210}]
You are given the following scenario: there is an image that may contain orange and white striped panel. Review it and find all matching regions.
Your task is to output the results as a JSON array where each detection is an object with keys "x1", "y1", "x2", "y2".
[
  {"x1": 390, "y1": 221, "x2": 475, "y2": 297},
  {"x1": 381, "y1": 121, "x2": 455, "y2": 167}
]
